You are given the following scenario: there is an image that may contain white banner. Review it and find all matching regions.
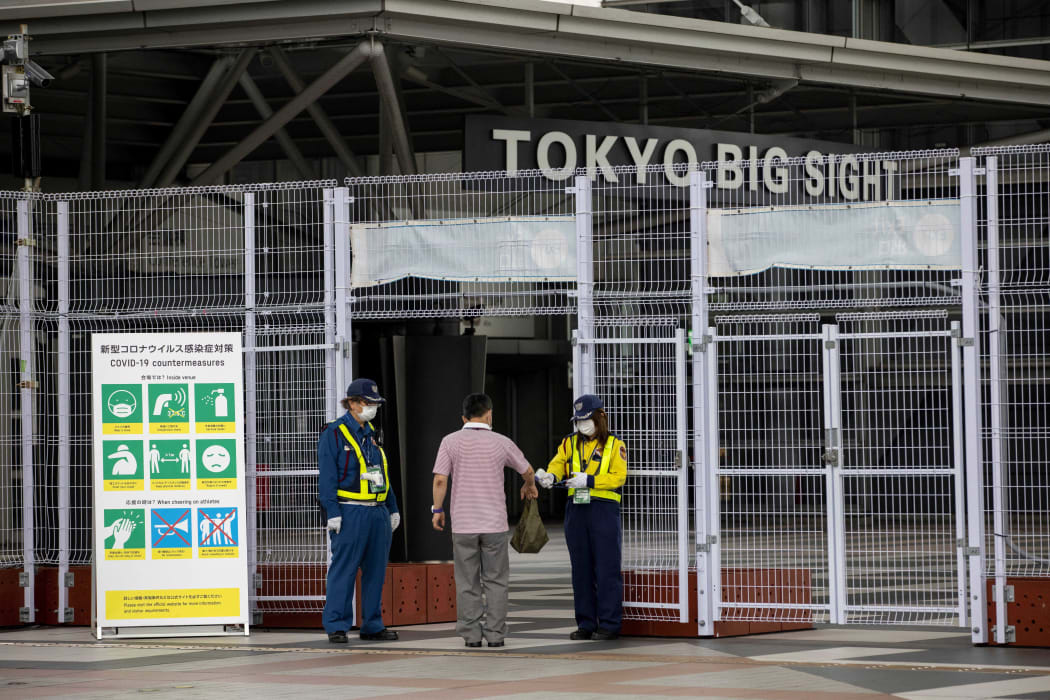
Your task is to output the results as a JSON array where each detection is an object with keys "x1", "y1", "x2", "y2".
[
  {"x1": 350, "y1": 215, "x2": 576, "y2": 288},
  {"x1": 707, "y1": 200, "x2": 962, "y2": 277},
  {"x1": 92, "y1": 333, "x2": 249, "y2": 638}
]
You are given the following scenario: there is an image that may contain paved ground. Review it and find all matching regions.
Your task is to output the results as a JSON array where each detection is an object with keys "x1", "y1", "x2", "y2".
[{"x1": 2, "y1": 530, "x2": 1048, "y2": 699}]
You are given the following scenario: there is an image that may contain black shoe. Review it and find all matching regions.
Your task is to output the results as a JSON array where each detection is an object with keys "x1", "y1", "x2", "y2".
[
  {"x1": 465, "y1": 640, "x2": 482, "y2": 648},
  {"x1": 327, "y1": 631, "x2": 348, "y2": 643},
  {"x1": 360, "y1": 628, "x2": 399, "y2": 641},
  {"x1": 487, "y1": 641, "x2": 505, "y2": 647},
  {"x1": 592, "y1": 628, "x2": 619, "y2": 641},
  {"x1": 569, "y1": 628, "x2": 593, "y2": 640}
]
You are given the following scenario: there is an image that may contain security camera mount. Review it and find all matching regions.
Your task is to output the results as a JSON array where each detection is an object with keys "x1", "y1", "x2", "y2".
[
  {"x1": 3, "y1": 25, "x2": 47, "y2": 184},
  {"x1": 2, "y1": 25, "x2": 32, "y2": 114},
  {"x1": 2, "y1": 24, "x2": 52, "y2": 114}
]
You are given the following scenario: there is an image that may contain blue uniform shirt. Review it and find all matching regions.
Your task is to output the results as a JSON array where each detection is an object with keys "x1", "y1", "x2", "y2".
[{"x1": 318, "y1": 411, "x2": 399, "y2": 520}]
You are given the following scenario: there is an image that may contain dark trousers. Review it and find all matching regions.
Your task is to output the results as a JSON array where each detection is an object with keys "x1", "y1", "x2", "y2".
[
  {"x1": 564, "y1": 499, "x2": 623, "y2": 634},
  {"x1": 322, "y1": 503, "x2": 391, "y2": 635}
]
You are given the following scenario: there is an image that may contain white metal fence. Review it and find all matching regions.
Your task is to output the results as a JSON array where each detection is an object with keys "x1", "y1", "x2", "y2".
[
  {"x1": 972, "y1": 144, "x2": 1050, "y2": 645},
  {"x1": 1, "y1": 146, "x2": 1044, "y2": 643}
]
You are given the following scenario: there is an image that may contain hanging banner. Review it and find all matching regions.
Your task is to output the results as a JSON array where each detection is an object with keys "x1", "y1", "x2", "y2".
[
  {"x1": 707, "y1": 199, "x2": 962, "y2": 277},
  {"x1": 92, "y1": 333, "x2": 249, "y2": 638},
  {"x1": 350, "y1": 215, "x2": 576, "y2": 288}
]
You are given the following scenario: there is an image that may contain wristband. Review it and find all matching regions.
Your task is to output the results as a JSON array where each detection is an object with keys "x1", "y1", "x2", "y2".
[{"x1": 430, "y1": 506, "x2": 443, "y2": 514}]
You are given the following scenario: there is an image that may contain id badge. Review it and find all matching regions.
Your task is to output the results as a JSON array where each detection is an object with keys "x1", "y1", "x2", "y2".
[
  {"x1": 573, "y1": 488, "x2": 591, "y2": 504},
  {"x1": 366, "y1": 463, "x2": 385, "y2": 493}
]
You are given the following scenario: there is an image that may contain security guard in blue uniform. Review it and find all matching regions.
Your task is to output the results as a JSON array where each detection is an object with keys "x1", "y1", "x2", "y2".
[
  {"x1": 536, "y1": 394, "x2": 627, "y2": 641},
  {"x1": 318, "y1": 378, "x2": 400, "y2": 643}
]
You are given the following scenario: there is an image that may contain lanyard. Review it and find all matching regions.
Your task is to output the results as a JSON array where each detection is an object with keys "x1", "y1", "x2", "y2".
[{"x1": 573, "y1": 435, "x2": 600, "y2": 472}]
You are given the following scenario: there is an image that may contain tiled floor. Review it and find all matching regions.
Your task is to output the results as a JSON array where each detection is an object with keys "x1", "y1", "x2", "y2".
[{"x1": 1, "y1": 530, "x2": 1048, "y2": 699}]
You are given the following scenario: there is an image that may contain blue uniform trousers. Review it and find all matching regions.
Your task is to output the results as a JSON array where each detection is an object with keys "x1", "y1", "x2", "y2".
[
  {"x1": 323, "y1": 503, "x2": 392, "y2": 635},
  {"x1": 564, "y1": 498, "x2": 623, "y2": 634}
]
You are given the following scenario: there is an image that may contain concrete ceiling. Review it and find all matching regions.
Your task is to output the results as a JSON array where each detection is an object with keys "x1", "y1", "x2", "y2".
[{"x1": 2, "y1": 0, "x2": 1048, "y2": 185}]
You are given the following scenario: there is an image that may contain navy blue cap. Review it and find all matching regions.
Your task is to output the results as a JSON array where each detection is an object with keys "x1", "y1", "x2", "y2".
[
  {"x1": 572, "y1": 394, "x2": 603, "y2": 421},
  {"x1": 346, "y1": 378, "x2": 385, "y2": 403}
]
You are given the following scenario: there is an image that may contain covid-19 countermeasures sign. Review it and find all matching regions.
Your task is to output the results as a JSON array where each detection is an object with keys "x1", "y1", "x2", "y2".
[{"x1": 92, "y1": 333, "x2": 249, "y2": 638}]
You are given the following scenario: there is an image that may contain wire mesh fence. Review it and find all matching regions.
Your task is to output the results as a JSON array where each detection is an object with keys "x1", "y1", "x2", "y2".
[
  {"x1": 835, "y1": 310, "x2": 963, "y2": 626},
  {"x1": 703, "y1": 149, "x2": 962, "y2": 313},
  {"x1": 971, "y1": 145, "x2": 1050, "y2": 644},
  {"x1": 589, "y1": 319, "x2": 687, "y2": 622},
  {"x1": 346, "y1": 171, "x2": 576, "y2": 319},
  {"x1": 712, "y1": 313, "x2": 830, "y2": 624},
  {"x1": 0, "y1": 146, "x2": 1040, "y2": 638}
]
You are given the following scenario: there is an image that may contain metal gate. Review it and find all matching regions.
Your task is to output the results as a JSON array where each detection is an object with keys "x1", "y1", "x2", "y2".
[
  {"x1": 707, "y1": 310, "x2": 966, "y2": 626},
  {"x1": 247, "y1": 187, "x2": 347, "y2": 618},
  {"x1": 576, "y1": 321, "x2": 690, "y2": 623}
]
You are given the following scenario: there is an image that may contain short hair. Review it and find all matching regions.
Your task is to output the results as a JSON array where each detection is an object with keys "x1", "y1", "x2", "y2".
[
  {"x1": 462, "y1": 393, "x2": 493, "y2": 419},
  {"x1": 340, "y1": 395, "x2": 364, "y2": 410}
]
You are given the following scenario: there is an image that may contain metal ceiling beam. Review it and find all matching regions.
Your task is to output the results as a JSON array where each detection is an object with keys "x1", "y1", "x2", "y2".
[
  {"x1": 546, "y1": 62, "x2": 619, "y2": 122},
  {"x1": 268, "y1": 46, "x2": 365, "y2": 177},
  {"x1": 16, "y1": 0, "x2": 1050, "y2": 106},
  {"x1": 238, "y1": 71, "x2": 317, "y2": 179},
  {"x1": 182, "y1": 96, "x2": 1037, "y2": 139},
  {"x1": 140, "y1": 55, "x2": 233, "y2": 188},
  {"x1": 156, "y1": 48, "x2": 255, "y2": 188},
  {"x1": 191, "y1": 41, "x2": 371, "y2": 185},
  {"x1": 400, "y1": 64, "x2": 511, "y2": 113},
  {"x1": 78, "y1": 88, "x2": 92, "y2": 190},
  {"x1": 91, "y1": 54, "x2": 107, "y2": 189},
  {"x1": 433, "y1": 46, "x2": 511, "y2": 114},
  {"x1": 370, "y1": 40, "x2": 417, "y2": 176}
]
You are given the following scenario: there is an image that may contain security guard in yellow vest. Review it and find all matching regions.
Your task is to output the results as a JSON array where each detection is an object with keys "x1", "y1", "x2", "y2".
[
  {"x1": 536, "y1": 394, "x2": 627, "y2": 640},
  {"x1": 318, "y1": 378, "x2": 400, "y2": 643}
]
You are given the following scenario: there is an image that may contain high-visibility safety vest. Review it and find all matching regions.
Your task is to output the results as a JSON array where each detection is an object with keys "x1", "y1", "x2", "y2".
[
  {"x1": 335, "y1": 422, "x2": 390, "y2": 502},
  {"x1": 569, "y1": 434, "x2": 621, "y2": 503}
]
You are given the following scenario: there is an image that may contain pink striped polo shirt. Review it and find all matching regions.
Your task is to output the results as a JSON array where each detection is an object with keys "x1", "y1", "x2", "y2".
[{"x1": 432, "y1": 423, "x2": 531, "y2": 534}]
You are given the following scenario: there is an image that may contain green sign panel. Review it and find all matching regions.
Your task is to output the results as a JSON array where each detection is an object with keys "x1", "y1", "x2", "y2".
[
  {"x1": 197, "y1": 438, "x2": 237, "y2": 479},
  {"x1": 147, "y1": 440, "x2": 194, "y2": 479},
  {"x1": 103, "y1": 509, "x2": 145, "y2": 551},
  {"x1": 148, "y1": 383, "x2": 190, "y2": 422},
  {"x1": 102, "y1": 384, "x2": 142, "y2": 424},
  {"x1": 103, "y1": 441, "x2": 143, "y2": 480},
  {"x1": 195, "y1": 383, "x2": 235, "y2": 423}
]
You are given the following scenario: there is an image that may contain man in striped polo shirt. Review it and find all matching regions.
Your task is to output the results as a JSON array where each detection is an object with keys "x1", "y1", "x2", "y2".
[{"x1": 432, "y1": 393, "x2": 538, "y2": 648}]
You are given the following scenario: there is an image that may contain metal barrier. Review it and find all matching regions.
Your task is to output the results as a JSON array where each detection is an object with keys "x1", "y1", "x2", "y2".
[
  {"x1": 690, "y1": 149, "x2": 983, "y2": 635},
  {"x1": 0, "y1": 147, "x2": 1043, "y2": 643},
  {"x1": 972, "y1": 144, "x2": 1050, "y2": 645}
]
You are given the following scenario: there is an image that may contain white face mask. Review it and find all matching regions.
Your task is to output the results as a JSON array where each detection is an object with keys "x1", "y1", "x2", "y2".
[
  {"x1": 576, "y1": 419, "x2": 596, "y2": 437},
  {"x1": 358, "y1": 404, "x2": 379, "y2": 422}
]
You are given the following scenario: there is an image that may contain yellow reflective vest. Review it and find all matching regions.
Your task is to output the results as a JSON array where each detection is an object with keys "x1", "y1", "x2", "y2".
[
  {"x1": 335, "y1": 422, "x2": 390, "y2": 502},
  {"x1": 547, "y1": 433, "x2": 627, "y2": 503}
]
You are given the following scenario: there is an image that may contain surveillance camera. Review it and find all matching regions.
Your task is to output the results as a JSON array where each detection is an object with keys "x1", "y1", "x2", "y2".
[{"x1": 24, "y1": 60, "x2": 52, "y2": 87}]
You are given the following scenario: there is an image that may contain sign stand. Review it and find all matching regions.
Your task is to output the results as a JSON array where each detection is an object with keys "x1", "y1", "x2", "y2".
[{"x1": 91, "y1": 333, "x2": 250, "y2": 639}]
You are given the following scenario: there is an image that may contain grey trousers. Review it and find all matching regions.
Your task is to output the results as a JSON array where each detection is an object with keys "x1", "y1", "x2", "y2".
[{"x1": 452, "y1": 531, "x2": 510, "y2": 643}]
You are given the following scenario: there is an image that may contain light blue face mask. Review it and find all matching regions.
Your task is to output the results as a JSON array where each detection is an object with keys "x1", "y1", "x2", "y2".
[{"x1": 575, "y1": 419, "x2": 595, "y2": 437}]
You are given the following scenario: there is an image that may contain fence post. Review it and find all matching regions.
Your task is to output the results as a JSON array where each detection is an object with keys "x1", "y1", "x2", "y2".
[
  {"x1": 950, "y1": 320, "x2": 968, "y2": 628},
  {"x1": 334, "y1": 186, "x2": 352, "y2": 396},
  {"x1": 243, "y1": 191, "x2": 258, "y2": 621},
  {"x1": 674, "y1": 327, "x2": 689, "y2": 624},
  {"x1": 333, "y1": 185, "x2": 352, "y2": 616},
  {"x1": 57, "y1": 201, "x2": 71, "y2": 623},
  {"x1": 17, "y1": 198, "x2": 34, "y2": 624},
  {"x1": 959, "y1": 156, "x2": 988, "y2": 644},
  {"x1": 823, "y1": 323, "x2": 846, "y2": 625},
  {"x1": 984, "y1": 156, "x2": 1009, "y2": 644},
  {"x1": 323, "y1": 189, "x2": 337, "y2": 420},
  {"x1": 704, "y1": 324, "x2": 721, "y2": 627},
  {"x1": 691, "y1": 168, "x2": 716, "y2": 634},
  {"x1": 573, "y1": 175, "x2": 594, "y2": 394}
]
